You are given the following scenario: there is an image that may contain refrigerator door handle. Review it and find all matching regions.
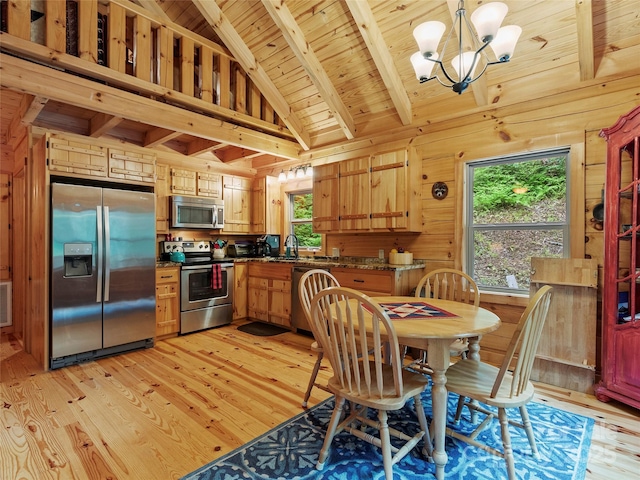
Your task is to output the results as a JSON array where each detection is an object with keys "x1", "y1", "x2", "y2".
[
  {"x1": 104, "y1": 206, "x2": 111, "y2": 302},
  {"x1": 96, "y1": 205, "x2": 104, "y2": 303}
]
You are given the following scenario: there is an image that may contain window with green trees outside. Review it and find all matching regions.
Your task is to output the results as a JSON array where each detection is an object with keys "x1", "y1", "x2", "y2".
[
  {"x1": 289, "y1": 191, "x2": 321, "y2": 249},
  {"x1": 466, "y1": 148, "x2": 569, "y2": 293}
]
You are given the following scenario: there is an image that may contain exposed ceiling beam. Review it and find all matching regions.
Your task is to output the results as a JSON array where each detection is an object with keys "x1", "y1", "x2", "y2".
[
  {"x1": 575, "y1": 0, "x2": 595, "y2": 81},
  {"x1": 89, "y1": 112, "x2": 123, "y2": 137},
  {"x1": 144, "y1": 127, "x2": 182, "y2": 147},
  {"x1": 262, "y1": 0, "x2": 356, "y2": 140},
  {"x1": 1, "y1": 53, "x2": 301, "y2": 160},
  {"x1": 217, "y1": 146, "x2": 261, "y2": 163},
  {"x1": 345, "y1": 0, "x2": 412, "y2": 126},
  {"x1": 5, "y1": 93, "x2": 37, "y2": 148},
  {"x1": 192, "y1": 0, "x2": 311, "y2": 150},
  {"x1": 21, "y1": 95, "x2": 48, "y2": 126},
  {"x1": 187, "y1": 138, "x2": 220, "y2": 156},
  {"x1": 131, "y1": 0, "x2": 172, "y2": 22},
  {"x1": 446, "y1": 0, "x2": 488, "y2": 106}
]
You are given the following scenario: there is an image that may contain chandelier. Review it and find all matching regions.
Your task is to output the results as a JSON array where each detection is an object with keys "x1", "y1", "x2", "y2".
[{"x1": 410, "y1": 1, "x2": 521, "y2": 94}]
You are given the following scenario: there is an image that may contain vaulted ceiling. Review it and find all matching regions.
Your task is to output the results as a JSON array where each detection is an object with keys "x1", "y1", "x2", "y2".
[{"x1": 2, "y1": 0, "x2": 639, "y2": 172}]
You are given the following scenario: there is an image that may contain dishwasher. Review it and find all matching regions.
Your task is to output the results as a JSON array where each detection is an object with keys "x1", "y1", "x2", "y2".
[{"x1": 291, "y1": 266, "x2": 330, "y2": 333}]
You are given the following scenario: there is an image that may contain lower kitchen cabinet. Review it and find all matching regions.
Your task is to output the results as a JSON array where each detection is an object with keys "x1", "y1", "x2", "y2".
[
  {"x1": 233, "y1": 263, "x2": 248, "y2": 320},
  {"x1": 155, "y1": 267, "x2": 180, "y2": 339},
  {"x1": 331, "y1": 267, "x2": 424, "y2": 297},
  {"x1": 248, "y1": 262, "x2": 291, "y2": 327}
]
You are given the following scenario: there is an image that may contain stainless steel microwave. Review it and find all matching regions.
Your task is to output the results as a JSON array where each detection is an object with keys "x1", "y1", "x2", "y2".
[{"x1": 170, "y1": 195, "x2": 224, "y2": 229}]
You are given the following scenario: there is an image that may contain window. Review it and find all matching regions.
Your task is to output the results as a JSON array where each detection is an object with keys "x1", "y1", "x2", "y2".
[
  {"x1": 466, "y1": 148, "x2": 569, "y2": 293},
  {"x1": 289, "y1": 191, "x2": 321, "y2": 249}
]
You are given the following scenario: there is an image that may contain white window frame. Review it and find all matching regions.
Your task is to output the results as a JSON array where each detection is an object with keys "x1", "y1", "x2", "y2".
[
  {"x1": 288, "y1": 189, "x2": 321, "y2": 252},
  {"x1": 465, "y1": 147, "x2": 571, "y2": 294}
]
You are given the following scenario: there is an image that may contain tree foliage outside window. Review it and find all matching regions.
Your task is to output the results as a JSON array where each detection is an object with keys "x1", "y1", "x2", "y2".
[
  {"x1": 466, "y1": 150, "x2": 569, "y2": 293},
  {"x1": 290, "y1": 192, "x2": 321, "y2": 248}
]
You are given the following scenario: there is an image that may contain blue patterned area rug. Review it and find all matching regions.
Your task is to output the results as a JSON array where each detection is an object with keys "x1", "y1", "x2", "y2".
[{"x1": 182, "y1": 390, "x2": 594, "y2": 480}]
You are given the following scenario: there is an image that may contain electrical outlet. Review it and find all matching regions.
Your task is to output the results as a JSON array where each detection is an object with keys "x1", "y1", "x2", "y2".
[
  {"x1": 378, "y1": 249, "x2": 385, "y2": 259},
  {"x1": 332, "y1": 247, "x2": 340, "y2": 258}
]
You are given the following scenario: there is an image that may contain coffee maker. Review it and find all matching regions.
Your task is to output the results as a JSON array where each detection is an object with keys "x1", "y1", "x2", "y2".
[{"x1": 256, "y1": 234, "x2": 280, "y2": 257}]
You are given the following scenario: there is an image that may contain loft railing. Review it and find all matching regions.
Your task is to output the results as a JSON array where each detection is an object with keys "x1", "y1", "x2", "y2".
[{"x1": 0, "y1": 0, "x2": 291, "y2": 140}]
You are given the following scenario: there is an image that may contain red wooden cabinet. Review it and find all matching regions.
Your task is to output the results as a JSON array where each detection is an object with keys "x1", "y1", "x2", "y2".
[{"x1": 596, "y1": 105, "x2": 640, "y2": 410}]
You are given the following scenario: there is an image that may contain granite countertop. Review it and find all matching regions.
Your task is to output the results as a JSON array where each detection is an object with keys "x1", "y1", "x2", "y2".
[
  {"x1": 232, "y1": 256, "x2": 425, "y2": 271},
  {"x1": 157, "y1": 256, "x2": 424, "y2": 271},
  {"x1": 156, "y1": 261, "x2": 182, "y2": 268}
]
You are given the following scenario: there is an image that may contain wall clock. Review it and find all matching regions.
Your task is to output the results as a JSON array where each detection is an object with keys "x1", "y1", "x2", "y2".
[{"x1": 432, "y1": 182, "x2": 448, "y2": 200}]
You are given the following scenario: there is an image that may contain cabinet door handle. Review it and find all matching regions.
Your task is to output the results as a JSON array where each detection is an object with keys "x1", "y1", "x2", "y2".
[
  {"x1": 353, "y1": 279, "x2": 364, "y2": 283},
  {"x1": 160, "y1": 275, "x2": 173, "y2": 279}
]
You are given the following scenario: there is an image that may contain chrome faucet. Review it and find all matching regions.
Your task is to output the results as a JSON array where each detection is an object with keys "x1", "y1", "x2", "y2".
[{"x1": 285, "y1": 234, "x2": 299, "y2": 259}]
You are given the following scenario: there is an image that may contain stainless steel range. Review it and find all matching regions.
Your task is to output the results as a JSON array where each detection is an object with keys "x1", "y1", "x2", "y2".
[{"x1": 162, "y1": 241, "x2": 233, "y2": 334}]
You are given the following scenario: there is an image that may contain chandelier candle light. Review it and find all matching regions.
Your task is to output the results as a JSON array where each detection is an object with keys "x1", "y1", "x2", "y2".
[{"x1": 410, "y1": 0, "x2": 521, "y2": 94}]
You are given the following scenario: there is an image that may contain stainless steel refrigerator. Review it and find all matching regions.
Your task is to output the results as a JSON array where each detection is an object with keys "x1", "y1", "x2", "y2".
[{"x1": 50, "y1": 183, "x2": 156, "y2": 369}]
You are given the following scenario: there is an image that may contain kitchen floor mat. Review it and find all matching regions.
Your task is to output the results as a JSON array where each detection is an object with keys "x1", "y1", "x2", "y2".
[{"x1": 236, "y1": 321, "x2": 290, "y2": 336}]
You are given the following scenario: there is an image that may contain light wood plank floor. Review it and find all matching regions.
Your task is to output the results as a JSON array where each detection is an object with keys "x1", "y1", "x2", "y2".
[{"x1": 1, "y1": 323, "x2": 638, "y2": 480}]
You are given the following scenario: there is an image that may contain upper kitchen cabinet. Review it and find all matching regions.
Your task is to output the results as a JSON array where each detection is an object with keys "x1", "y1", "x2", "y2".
[
  {"x1": 251, "y1": 176, "x2": 281, "y2": 235},
  {"x1": 107, "y1": 148, "x2": 155, "y2": 184},
  {"x1": 48, "y1": 133, "x2": 108, "y2": 179},
  {"x1": 312, "y1": 163, "x2": 340, "y2": 233},
  {"x1": 339, "y1": 156, "x2": 371, "y2": 231},
  {"x1": 370, "y1": 148, "x2": 421, "y2": 232},
  {"x1": 314, "y1": 147, "x2": 421, "y2": 233},
  {"x1": 170, "y1": 168, "x2": 197, "y2": 196},
  {"x1": 223, "y1": 175, "x2": 251, "y2": 234},
  {"x1": 47, "y1": 132, "x2": 156, "y2": 186},
  {"x1": 196, "y1": 172, "x2": 222, "y2": 199}
]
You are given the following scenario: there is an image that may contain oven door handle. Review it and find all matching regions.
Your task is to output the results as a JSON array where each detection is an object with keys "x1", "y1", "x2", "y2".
[{"x1": 181, "y1": 263, "x2": 234, "y2": 271}]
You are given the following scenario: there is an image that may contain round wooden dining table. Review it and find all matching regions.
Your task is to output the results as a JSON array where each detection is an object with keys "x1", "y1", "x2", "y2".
[{"x1": 371, "y1": 296, "x2": 501, "y2": 480}]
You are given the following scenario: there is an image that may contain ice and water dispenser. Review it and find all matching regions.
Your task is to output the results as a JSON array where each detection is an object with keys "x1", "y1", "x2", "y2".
[{"x1": 63, "y1": 243, "x2": 93, "y2": 277}]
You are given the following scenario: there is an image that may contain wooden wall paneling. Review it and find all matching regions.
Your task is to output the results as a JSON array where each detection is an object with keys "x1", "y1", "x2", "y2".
[
  {"x1": 108, "y1": 2, "x2": 127, "y2": 73},
  {"x1": 134, "y1": 14, "x2": 152, "y2": 81},
  {"x1": 44, "y1": 0, "x2": 66, "y2": 53},
  {"x1": 26, "y1": 134, "x2": 49, "y2": 369},
  {"x1": 155, "y1": 163, "x2": 169, "y2": 234},
  {"x1": 0, "y1": 173, "x2": 10, "y2": 282},
  {"x1": 570, "y1": 142, "x2": 587, "y2": 258},
  {"x1": 11, "y1": 168, "x2": 26, "y2": 337},
  {"x1": 78, "y1": 0, "x2": 98, "y2": 63}
]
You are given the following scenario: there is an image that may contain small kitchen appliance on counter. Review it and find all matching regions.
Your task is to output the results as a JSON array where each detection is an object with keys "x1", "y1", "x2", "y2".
[
  {"x1": 227, "y1": 240, "x2": 256, "y2": 258},
  {"x1": 256, "y1": 234, "x2": 280, "y2": 257}
]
